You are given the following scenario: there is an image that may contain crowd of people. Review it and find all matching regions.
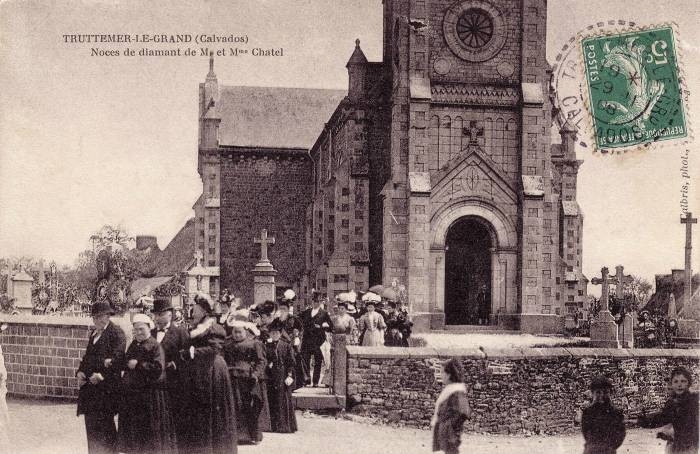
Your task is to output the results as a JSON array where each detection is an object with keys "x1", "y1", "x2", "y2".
[{"x1": 74, "y1": 286, "x2": 413, "y2": 454}]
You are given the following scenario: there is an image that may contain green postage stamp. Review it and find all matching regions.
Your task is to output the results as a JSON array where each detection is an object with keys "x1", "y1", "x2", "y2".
[{"x1": 581, "y1": 25, "x2": 688, "y2": 151}]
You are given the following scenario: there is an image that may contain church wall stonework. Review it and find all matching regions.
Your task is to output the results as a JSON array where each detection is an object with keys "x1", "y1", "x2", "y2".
[{"x1": 220, "y1": 150, "x2": 313, "y2": 304}]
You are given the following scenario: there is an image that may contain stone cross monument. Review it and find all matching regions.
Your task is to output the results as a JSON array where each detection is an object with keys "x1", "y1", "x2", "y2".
[
  {"x1": 681, "y1": 212, "x2": 697, "y2": 311},
  {"x1": 590, "y1": 267, "x2": 620, "y2": 348},
  {"x1": 252, "y1": 229, "x2": 277, "y2": 306},
  {"x1": 613, "y1": 265, "x2": 634, "y2": 348},
  {"x1": 254, "y1": 229, "x2": 275, "y2": 263}
]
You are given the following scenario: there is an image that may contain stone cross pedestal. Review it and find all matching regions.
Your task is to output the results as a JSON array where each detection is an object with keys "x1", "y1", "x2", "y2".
[
  {"x1": 252, "y1": 229, "x2": 277, "y2": 306},
  {"x1": 590, "y1": 267, "x2": 620, "y2": 348}
]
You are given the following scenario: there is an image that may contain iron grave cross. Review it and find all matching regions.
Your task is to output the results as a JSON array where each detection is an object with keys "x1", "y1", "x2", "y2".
[
  {"x1": 254, "y1": 229, "x2": 275, "y2": 263},
  {"x1": 591, "y1": 267, "x2": 616, "y2": 313},
  {"x1": 681, "y1": 212, "x2": 697, "y2": 309}
]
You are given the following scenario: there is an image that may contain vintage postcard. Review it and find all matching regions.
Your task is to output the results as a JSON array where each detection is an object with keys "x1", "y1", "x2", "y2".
[{"x1": 0, "y1": 1, "x2": 698, "y2": 453}]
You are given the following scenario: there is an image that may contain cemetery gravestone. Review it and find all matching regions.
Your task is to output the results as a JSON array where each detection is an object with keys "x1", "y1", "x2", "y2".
[
  {"x1": 252, "y1": 229, "x2": 277, "y2": 306},
  {"x1": 590, "y1": 267, "x2": 620, "y2": 348}
]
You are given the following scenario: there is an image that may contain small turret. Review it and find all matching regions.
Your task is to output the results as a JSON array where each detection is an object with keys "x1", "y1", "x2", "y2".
[
  {"x1": 346, "y1": 39, "x2": 368, "y2": 102},
  {"x1": 201, "y1": 54, "x2": 221, "y2": 149}
]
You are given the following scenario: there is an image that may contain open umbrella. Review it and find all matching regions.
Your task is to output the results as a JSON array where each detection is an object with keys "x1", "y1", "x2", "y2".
[
  {"x1": 381, "y1": 288, "x2": 398, "y2": 302},
  {"x1": 368, "y1": 285, "x2": 385, "y2": 294}
]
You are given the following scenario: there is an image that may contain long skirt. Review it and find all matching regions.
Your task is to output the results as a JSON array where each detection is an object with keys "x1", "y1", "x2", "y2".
[
  {"x1": 361, "y1": 329, "x2": 385, "y2": 346},
  {"x1": 231, "y1": 376, "x2": 265, "y2": 444},
  {"x1": 179, "y1": 353, "x2": 237, "y2": 454},
  {"x1": 267, "y1": 382, "x2": 298, "y2": 433},
  {"x1": 118, "y1": 389, "x2": 176, "y2": 454}
]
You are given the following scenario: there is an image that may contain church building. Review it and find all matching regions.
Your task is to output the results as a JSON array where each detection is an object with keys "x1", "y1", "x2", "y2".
[{"x1": 195, "y1": 0, "x2": 587, "y2": 334}]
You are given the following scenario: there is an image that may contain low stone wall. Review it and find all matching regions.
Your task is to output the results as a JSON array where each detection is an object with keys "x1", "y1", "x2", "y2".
[
  {"x1": 346, "y1": 346, "x2": 700, "y2": 434},
  {"x1": 0, "y1": 315, "x2": 93, "y2": 399}
]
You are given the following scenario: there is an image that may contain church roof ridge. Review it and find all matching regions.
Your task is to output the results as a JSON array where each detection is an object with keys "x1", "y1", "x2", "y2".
[{"x1": 219, "y1": 84, "x2": 346, "y2": 94}]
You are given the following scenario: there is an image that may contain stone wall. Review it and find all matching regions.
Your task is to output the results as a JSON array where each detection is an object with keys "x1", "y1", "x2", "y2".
[
  {"x1": 347, "y1": 346, "x2": 700, "y2": 434},
  {"x1": 0, "y1": 315, "x2": 92, "y2": 399}
]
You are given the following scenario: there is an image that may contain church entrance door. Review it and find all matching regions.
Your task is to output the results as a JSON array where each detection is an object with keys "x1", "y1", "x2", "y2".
[{"x1": 444, "y1": 217, "x2": 492, "y2": 325}]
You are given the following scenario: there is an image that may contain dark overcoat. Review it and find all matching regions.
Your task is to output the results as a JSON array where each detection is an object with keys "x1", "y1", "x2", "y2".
[
  {"x1": 117, "y1": 336, "x2": 176, "y2": 454},
  {"x1": 432, "y1": 391, "x2": 471, "y2": 454},
  {"x1": 581, "y1": 402, "x2": 626, "y2": 454},
  {"x1": 178, "y1": 323, "x2": 237, "y2": 454},
  {"x1": 77, "y1": 321, "x2": 126, "y2": 416},
  {"x1": 299, "y1": 308, "x2": 333, "y2": 351},
  {"x1": 642, "y1": 391, "x2": 699, "y2": 453}
]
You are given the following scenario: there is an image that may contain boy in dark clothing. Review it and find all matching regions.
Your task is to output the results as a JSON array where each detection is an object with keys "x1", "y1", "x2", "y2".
[
  {"x1": 581, "y1": 376, "x2": 626, "y2": 454},
  {"x1": 640, "y1": 367, "x2": 699, "y2": 454}
]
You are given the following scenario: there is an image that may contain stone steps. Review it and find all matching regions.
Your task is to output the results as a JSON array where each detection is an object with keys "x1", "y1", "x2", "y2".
[
  {"x1": 293, "y1": 387, "x2": 345, "y2": 410},
  {"x1": 437, "y1": 325, "x2": 522, "y2": 335}
]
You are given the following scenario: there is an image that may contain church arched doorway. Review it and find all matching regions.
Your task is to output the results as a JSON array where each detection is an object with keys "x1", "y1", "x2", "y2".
[{"x1": 444, "y1": 217, "x2": 493, "y2": 325}]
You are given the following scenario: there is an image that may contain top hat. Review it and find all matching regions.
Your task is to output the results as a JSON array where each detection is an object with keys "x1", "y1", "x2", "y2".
[
  {"x1": 91, "y1": 301, "x2": 115, "y2": 317},
  {"x1": 589, "y1": 376, "x2": 613, "y2": 391},
  {"x1": 152, "y1": 297, "x2": 174, "y2": 313}
]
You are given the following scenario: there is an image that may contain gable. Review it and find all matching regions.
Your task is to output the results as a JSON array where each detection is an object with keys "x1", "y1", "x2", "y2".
[{"x1": 430, "y1": 146, "x2": 517, "y2": 208}]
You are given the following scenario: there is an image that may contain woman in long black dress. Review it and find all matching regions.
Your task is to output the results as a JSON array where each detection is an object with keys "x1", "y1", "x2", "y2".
[
  {"x1": 178, "y1": 293, "x2": 238, "y2": 454},
  {"x1": 264, "y1": 319, "x2": 298, "y2": 433},
  {"x1": 117, "y1": 313, "x2": 176, "y2": 454},
  {"x1": 223, "y1": 322, "x2": 267, "y2": 445}
]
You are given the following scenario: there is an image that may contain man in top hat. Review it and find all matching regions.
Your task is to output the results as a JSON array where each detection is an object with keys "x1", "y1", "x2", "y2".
[
  {"x1": 151, "y1": 297, "x2": 189, "y2": 448},
  {"x1": 76, "y1": 301, "x2": 126, "y2": 454},
  {"x1": 300, "y1": 296, "x2": 333, "y2": 387},
  {"x1": 275, "y1": 295, "x2": 305, "y2": 389}
]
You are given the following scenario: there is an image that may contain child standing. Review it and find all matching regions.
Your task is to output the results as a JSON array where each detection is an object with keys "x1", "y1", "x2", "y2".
[
  {"x1": 431, "y1": 358, "x2": 471, "y2": 454},
  {"x1": 581, "y1": 376, "x2": 626, "y2": 454},
  {"x1": 640, "y1": 367, "x2": 699, "y2": 454}
]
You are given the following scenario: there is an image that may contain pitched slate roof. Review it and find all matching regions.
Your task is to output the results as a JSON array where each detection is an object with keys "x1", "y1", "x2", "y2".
[
  {"x1": 150, "y1": 218, "x2": 195, "y2": 277},
  {"x1": 217, "y1": 86, "x2": 346, "y2": 149}
]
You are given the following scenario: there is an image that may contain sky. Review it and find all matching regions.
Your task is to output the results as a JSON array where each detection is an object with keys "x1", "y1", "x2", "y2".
[{"x1": 0, "y1": 0, "x2": 699, "y2": 293}]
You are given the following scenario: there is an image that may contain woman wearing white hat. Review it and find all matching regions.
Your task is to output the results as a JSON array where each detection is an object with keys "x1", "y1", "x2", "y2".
[
  {"x1": 358, "y1": 294, "x2": 387, "y2": 347},
  {"x1": 117, "y1": 313, "x2": 176, "y2": 454}
]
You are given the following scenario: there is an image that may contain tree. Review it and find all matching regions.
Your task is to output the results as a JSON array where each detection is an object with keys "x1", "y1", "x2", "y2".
[
  {"x1": 90, "y1": 225, "x2": 134, "y2": 251},
  {"x1": 626, "y1": 275, "x2": 653, "y2": 308}
]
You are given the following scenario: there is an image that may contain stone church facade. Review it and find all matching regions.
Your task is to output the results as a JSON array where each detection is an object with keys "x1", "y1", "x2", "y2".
[{"x1": 196, "y1": 0, "x2": 587, "y2": 333}]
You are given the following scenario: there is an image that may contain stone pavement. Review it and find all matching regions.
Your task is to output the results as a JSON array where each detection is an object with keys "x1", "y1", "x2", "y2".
[{"x1": 7, "y1": 398, "x2": 670, "y2": 454}]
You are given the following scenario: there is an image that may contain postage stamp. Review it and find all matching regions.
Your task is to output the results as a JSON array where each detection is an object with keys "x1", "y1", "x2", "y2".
[{"x1": 580, "y1": 25, "x2": 688, "y2": 151}]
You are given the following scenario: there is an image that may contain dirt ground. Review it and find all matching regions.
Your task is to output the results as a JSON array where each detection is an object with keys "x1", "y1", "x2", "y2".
[{"x1": 7, "y1": 398, "x2": 671, "y2": 454}]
